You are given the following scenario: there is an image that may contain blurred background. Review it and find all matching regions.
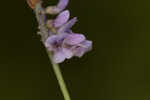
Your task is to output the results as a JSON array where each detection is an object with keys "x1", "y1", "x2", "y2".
[{"x1": 0, "y1": 0, "x2": 150, "y2": 100}]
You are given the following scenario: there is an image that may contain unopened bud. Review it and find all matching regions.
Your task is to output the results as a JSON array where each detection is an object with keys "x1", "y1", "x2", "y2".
[
  {"x1": 45, "y1": 6, "x2": 60, "y2": 14},
  {"x1": 26, "y1": 0, "x2": 41, "y2": 9}
]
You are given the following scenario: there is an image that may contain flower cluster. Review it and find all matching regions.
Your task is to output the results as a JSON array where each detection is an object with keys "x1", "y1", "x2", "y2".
[{"x1": 39, "y1": 0, "x2": 92, "y2": 63}]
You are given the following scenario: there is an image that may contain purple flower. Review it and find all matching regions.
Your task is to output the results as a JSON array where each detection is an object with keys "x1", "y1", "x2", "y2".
[
  {"x1": 45, "y1": 33, "x2": 92, "y2": 63},
  {"x1": 46, "y1": 0, "x2": 69, "y2": 14},
  {"x1": 44, "y1": 0, "x2": 92, "y2": 63},
  {"x1": 57, "y1": 17, "x2": 78, "y2": 34},
  {"x1": 46, "y1": 10, "x2": 71, "y2": 29},
  {"x1": 54, "y1": 10, "x2": 70, "y2": 28},
  {"x1": 57, "y1": 0, "x2": 69, "y2": 12}
]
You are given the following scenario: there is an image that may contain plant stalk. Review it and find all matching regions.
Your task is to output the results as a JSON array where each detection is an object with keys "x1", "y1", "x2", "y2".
[
  {"x1": 46, "y1": 50, "x2": 71, "y2": 100},
  {"x1": 34, "y1": 3, "x2": 71, "y2": 100}
]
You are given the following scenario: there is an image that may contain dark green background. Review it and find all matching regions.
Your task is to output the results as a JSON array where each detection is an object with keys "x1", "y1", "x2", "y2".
[{"x1": 0, "y1": 0, "x2": 150, "y2": 100}]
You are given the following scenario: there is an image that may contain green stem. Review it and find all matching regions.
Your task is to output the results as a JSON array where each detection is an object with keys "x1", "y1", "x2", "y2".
[{"x1": 46, "y1": 50, "x2": 71, "y2": 100}]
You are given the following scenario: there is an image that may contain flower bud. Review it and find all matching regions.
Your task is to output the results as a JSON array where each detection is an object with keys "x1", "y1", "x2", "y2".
[
  {"x1": 45, "y1": 6, "x2": 60, "y2": 14},
  {"x1": 26, "y1": 0, "x2": 41, "y2": 9}
]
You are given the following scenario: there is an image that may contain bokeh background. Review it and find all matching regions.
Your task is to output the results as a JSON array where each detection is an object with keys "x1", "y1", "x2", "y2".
[{"x1": 0, "y1": 0, "x2": 150, "y2": 100}]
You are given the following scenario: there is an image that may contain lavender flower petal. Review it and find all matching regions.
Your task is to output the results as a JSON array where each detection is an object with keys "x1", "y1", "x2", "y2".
[
  {"x1": 62, "y1": 48, "x2": 73, "y2": 59},
  {"x1": 71, "y1": 40, "x2": 92, "y2": 57},
  {"x1": 72, "y1": 47, "x2": 85, "y2": 57},
  {"x1": 53, "y1": 50, "x2": 66, "y2": 63},
  {"x1": 57, "y1": 0, "x2": 69, "y2": 12},
  {"x1": 54, "y1": 10, "x2": 70, "y2": 28},
  {"x1": 64, "y1": 34, "x2": 85, "y2": 45},
  {"x1": 80, "y1": 40, "x2": 93, "y2": 51},
  {"x1": 58, "y1": 17, "x2": 77, "y2": 34},
  {"x1": 45, "y1": 35, "x2": 58, "y2": 50}
]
